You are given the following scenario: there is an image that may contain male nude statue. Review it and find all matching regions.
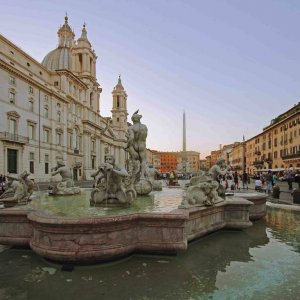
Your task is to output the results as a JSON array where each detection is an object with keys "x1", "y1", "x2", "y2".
[
  {"x1": 125, "y1": 110, "x2": 148, "y2": 180},
  {"x1": 91, "y1": 154, "x2": 129, "y2": 203},
  {"x1": 51, "y1": 160, "x2": 73, "y2": 190}
]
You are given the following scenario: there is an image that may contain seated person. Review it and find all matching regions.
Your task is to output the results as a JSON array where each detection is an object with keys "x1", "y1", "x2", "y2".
[{"x1": 255, "y1": 178, "x2": 263, "y2": 192}]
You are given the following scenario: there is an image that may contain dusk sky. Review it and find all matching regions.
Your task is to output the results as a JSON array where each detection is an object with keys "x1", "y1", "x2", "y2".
[{"x1": 1, "y1": 0, "x2": 300, "y2": 157}]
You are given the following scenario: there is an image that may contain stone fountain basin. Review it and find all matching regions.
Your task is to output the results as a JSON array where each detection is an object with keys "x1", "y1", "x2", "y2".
[
  {"x1": 226, "y1": 192, "x2": 268, "y2": 220},
  {"x1": 0, "y1": 189, "x2": 265, "y2": 263}
]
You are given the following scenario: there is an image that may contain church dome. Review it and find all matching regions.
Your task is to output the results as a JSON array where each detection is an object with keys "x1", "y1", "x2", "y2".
[
  {"x1": 41, "y1": 15, "x2": 74, "y2": 71},
  {"x1": 42, "y1": 47, "x2": 71, "y2": 71}
]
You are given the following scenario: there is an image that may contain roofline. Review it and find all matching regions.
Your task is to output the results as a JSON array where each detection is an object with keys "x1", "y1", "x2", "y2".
[{"x1": 0, "y1": 34, "x2": 51, "y2": 74}]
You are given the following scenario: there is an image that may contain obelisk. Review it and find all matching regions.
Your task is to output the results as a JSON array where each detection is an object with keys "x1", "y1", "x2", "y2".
[
  {"x1": 182, "y1": 111, "x2": 187, "y2": 175},
  {"x1": 183, "y1": 111, "x2": 186, "y2": 152}
]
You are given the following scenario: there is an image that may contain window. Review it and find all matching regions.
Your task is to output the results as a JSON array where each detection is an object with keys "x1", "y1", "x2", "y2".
[
  {"x1": 7, "y1": 149, "x2": 17, "y2": 173},
  {"x1": 54, "y1": 81, "x2": 59, "y2": 87},
  {"x1": 117, "y1": 117, "x2": 119, "y2": 122},
  {"x1": 45, "y1": 154, "x2": 49, "y2": 174},
  {"x1": 92, "y1": 156, "x2": 95, "y2": 169},
  {"x1": 57, "y1": 111, "x2": 61, "y2": 122},
  {"x1": 43, "y1": 129, "x2": 50, "y2": 143},
  {"x1": 28, "y1": 124, "x2": 35, "y2": 140},
  {"x1": 44, "y1": 106, "x2": 49, "y2": 118},
  {"x1": 29, "y1": 100, "x2": 34, "y2": 112},
  {"x1": 68, "y1": 132, "x2": 73, "y2": 148},
  {"x1": 29, "y1": 86, "x2": 34, "y2": 94},
  {"x1": 45, "y1": 162, "x2": 49, "y2": 174},
  {"x1": 274, "y1": 138, "x2": 277, "y2": 147},
  {"x1": 56, "y1": 132, "x2": 62, "y2": 146},
  {"x1": 90, "y1": 93, "x2": 93, "y2": 108},
  {"x1": 75, "y1": 129, "x2": 80, "y2": 150},
  {"x1": 117, "y1": 95, "x2": 120, "y2": 108},
  {"x1": 29, "y1": 152, "x2": 34, "y2": 174},
  {"x1": 9, "y1": 119, "x2": 17, "y2": 135},
  {"x1": 44, "y1": 95, "x2": 48, "y2": 101},
  {"x1": 91, "y1": 140, "x2": 95, "y2": 152},
  {"x1": 9, "y1": 76, "x2": 15, "y2": 85},
  {"x1": 9, "y1": 90, "x2": 15, "y2": 104}
]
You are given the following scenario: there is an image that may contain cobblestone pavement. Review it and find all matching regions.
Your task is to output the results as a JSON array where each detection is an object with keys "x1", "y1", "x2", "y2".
[{"x1": 237, "y1": 180, "x2": 300, "y2": 205}]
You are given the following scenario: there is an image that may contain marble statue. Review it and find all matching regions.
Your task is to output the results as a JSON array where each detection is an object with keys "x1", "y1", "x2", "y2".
[
  {"x1": 49, "y1": 160, "x2": 80, "y2": 195},
  {"x1": 181, "y1": 171, "x2": 222, "y2": 207},
  {"x1": 125, "y1": 110, "x2": 152, "y2": 195},
  {"x1": 0, "y1": 171, "x2": 34, "y2": 207},
  {"x1": 90, "y1": 154, "x2": 134, "y2": 206},
  {"x1": 146, "y1": 165, "x2": 162, "y2": 191},
  {"x1": 208, "y1": 158, "x2": 231, "y2": 198}
]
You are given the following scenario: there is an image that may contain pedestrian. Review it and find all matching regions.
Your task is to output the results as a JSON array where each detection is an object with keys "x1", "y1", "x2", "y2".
[
  {"x1": 234, "y1": 171, "x2": 239, "y2": 190},
  {"x1": 242, "y1": 172, "x2": 248, "y2": 190},
  {"x1": 287, "y1": 171, "x2": 293, "y2": 190},
  {"x1": 295, "y1": 173, "x2": 300, "y2": 189},
  {"x1": 272, "y1": 173, "x2": 278, "y2": 186},
  {"x1": 265, "y1": 171, "x2": 273, "y2": 195},
  {"x1": 255, "y1": 177, "x2": 263, "y2": 192}
]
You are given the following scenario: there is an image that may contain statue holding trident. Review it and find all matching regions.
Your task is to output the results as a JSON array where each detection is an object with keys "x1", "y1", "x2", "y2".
[{"x1": 125, "y1": 110, "x2": 152, "y2": 195}]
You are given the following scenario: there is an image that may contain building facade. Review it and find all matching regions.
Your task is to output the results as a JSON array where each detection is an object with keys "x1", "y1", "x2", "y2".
[
  {"x1": 154, "y1": 151, "x2": 200, "y2": 174},
  {"x1": 245, "y1": 103, "x2": 300, "y2": 174},
  {"x1": 0, "y1": 16, "x2": 128, "y2": 181}
]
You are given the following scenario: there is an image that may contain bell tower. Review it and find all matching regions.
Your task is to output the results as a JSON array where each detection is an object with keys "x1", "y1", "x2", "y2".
[
  {"x1": 111, "y1": 76, "x2": 128, "y2": 138},
  {"x1": 72, "y1": 23, "x2": 100, "y2": 113}
]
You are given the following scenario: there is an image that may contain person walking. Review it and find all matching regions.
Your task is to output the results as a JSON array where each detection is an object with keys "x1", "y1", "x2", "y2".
[
  {"x1": 242, "y1": 172, "x2": 248, "y2": 190},
  {"x1": 234, "y1": 171, "x2": 239, "y2": 190},
  {"x1": 265, "y1": 171, "x2": 273, "y2": 195},
  {"x1": 272, "y1": 173, "x2": 278, "y2": 186},
  {"x1": 287, "y1": 171, "x2": 293, "y2": 190}
]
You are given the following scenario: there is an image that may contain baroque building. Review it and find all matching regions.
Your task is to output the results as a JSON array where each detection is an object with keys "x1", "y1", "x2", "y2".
[{"x1": 0, "y1": 16, "x2": 128, "y2": 181}]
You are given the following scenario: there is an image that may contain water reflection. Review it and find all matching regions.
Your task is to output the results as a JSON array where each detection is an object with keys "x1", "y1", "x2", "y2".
[
  {"x1": 0, "y1": 207, "x2": 300, "y2": 299},
  {"x1": 266, "y1": 206, "x2": 300, "y2": 253}
]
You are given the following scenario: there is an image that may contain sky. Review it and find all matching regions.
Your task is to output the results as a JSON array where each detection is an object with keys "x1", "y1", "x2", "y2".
[{"x1": 1, "y1": 0, "x2": 300, "y2": 157}]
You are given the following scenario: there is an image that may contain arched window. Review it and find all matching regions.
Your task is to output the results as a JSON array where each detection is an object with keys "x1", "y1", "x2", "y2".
[{"x1": 90, "y1": 93, "x2": 93, "y2": 108}]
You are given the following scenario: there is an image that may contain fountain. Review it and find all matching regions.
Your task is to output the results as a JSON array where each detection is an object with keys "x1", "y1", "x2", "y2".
[
  {"x1": 125, "y1": 110, "x2": 152, "y2": 195},
  {"x1": 0, "y1": 171, "x2": 34, "y2": 208},
  {"x1": 90, "y1": 154, "x2": 134, "y2": 207},
  {"x1": 0, "y1": 110, "x2": 267, "y2": 263},
  {"x1": 49, "y1": 160, "x2": 80, "y2": 196}
]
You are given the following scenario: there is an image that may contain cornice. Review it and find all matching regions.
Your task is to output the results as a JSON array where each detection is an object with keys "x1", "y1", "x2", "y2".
[
  {"x1": 0, "y1": 59, "x2": 69, "y2": 104},
  {"x1": 56, "y1": 69, "x2": 88, "y2": 89}
]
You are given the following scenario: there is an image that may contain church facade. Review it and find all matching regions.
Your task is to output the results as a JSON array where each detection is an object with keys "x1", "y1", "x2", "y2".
[{"x1": 0, "y1": 16, "x2": 128, "y2": 181}]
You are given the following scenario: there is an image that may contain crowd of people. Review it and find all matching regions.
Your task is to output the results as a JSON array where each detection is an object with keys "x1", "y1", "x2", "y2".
[
  {"x1": 217, "y1": 169, "x2": 300, "y2": 194},
  {"x1": 218, "y1": 171, "x2": 250, "y2": 191}
]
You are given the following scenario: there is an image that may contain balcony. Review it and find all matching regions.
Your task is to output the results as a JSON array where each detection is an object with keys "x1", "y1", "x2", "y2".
[
  {"x1": 253, "y1": 160, "x2": 264, "y2": 169},
  {"x1": 282, "y1": 153, "x2": 300, "y2": 160},
  {"x1": 0, "y1": 132, "x2": 28, "y2": 144}
]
